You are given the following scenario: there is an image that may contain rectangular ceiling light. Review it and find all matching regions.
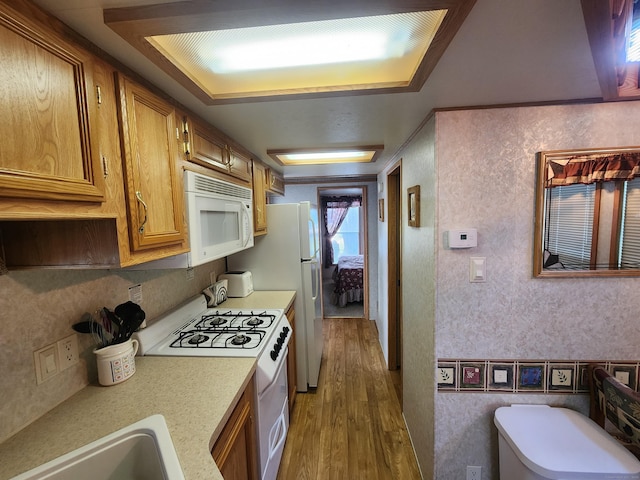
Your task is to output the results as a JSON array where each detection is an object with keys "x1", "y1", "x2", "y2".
[
  {"x1": 146, "y1": 11, "x2": 446, "y2": 99},
  {"x1": 105, "y1": 1, "x2": 477, "y2": 104},
  {"x1": 268, "y1": 146, "x2": 383, "y2": 166}
]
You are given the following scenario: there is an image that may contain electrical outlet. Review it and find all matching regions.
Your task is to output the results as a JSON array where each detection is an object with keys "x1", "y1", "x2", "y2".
[
  {"x1": 466, "y1": 466, "x2": 481, "y2": 480},
  {"x1": 57, "y1": 334, "x2": 79, "y2": 371},
  {"x1": 186, "y1": 267, "x2": 194, "y2": 280},
  {"x1": 34, "y1": 344, "x2": 59, "y2": 384}
]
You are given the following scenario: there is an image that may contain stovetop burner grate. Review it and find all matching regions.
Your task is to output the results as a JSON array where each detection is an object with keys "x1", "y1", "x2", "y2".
[
  {"x1": 194, "y1": 310, "x2": 276, "y2": 332},
  {"x1": 169, "y1": 328, "x2": 266, "y2": 350}
]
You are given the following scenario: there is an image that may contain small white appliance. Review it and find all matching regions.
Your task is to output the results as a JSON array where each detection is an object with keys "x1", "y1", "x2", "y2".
[
  {"x1": 445, "y1": 228, "x2": 477, "y2": 249},
  {"x1": 134, "y1": 295, "x2": 291, "y2": 480},
  {"x1": 218, "y1": 271, "x2": 254, "y2": 297},
  {"x1": 494, "y1": 405, "x2": 640, "y2": 479},
  {"x1": 228, "y1": 202, "x2": 322, "y2": 391},
  {"x1": 184, "y1": 170, "x2": 254, "y2": 266}
]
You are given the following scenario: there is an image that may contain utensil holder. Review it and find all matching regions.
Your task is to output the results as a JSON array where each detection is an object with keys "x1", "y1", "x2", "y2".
[{"x1": 94, "y1": 338, "x2": 139, "y2": 386}]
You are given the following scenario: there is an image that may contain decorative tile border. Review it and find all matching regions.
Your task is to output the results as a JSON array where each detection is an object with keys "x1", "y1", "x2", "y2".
[{"x1": 437, "y1": 359, "x2": 640, "y2": 394}]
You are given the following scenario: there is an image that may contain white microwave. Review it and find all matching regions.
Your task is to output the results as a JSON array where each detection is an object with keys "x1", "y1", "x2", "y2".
[{"x1": 185, "y1": 171, "x2": 254, "y2": 266}]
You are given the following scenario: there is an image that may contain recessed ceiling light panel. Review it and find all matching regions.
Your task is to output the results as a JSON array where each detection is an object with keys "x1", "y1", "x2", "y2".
[
  {"x1": 268, "y1": 146, "x2": 383, "y2": 166},
  {"x1": 105, "y1": 0, "x2": 477, "y2": 103},
  {"x1": 147, "y1": 11, "x2": 446, "y2": 98}
]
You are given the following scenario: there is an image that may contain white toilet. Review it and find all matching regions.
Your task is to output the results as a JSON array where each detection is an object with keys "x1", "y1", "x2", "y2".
[{"x1": 494, "y1": 405, "x2": 640, "y2": 479}]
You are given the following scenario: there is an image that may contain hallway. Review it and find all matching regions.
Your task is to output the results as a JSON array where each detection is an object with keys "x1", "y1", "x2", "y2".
[{"x1": 277, "y1": 317, "x2": 421, "y2": 480}]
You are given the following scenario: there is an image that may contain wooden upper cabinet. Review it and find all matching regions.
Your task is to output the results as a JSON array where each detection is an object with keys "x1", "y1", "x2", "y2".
[
  {"x1": 266, "y1": 168, "x2": 285, "y2": 196},
  {"x1": 186, "y1": 116, "x2": 252, "y2": 183},
  {"x1": 187, "y1": 117, "x2": 229, "y2": 172},
  {"x1": 0, "y1": 3, "x2": 104, "y2": 203},
  {"x1": 252, "y1": 161, "x2": 268, "y2": 236},
  {"x1": 228, "y1": 148, "x2": 252, "y2": 183},
  {"x1": 115, "y1": 73, "x2": 186, "y2": 251}
]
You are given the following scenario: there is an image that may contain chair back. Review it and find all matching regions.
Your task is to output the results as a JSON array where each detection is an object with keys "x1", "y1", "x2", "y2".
[{"x1": 589, "y1": 365, "x2": 640, "y2": 449}]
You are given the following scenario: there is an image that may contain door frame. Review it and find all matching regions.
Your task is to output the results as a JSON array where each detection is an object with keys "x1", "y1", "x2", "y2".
[
  {"x1": 317, "y1": 185, "x2": 369, "y2": 319},
  {"x1": 387, "y1": 163, "x2": 402, "y2": 371}
]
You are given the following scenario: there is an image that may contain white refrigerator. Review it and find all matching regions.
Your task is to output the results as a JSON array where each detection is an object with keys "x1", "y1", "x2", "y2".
[{"x1": 227, "y1": 202, "x2": 323, "y2": 391}]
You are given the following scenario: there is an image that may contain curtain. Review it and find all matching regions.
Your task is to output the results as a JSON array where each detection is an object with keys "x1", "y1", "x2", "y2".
[
  {"x1": 322, "y1": 196, "x2": 361, "y2": 267},
  {"x1": 547, "y1": 152, "x2": 640, "y2": 187}
]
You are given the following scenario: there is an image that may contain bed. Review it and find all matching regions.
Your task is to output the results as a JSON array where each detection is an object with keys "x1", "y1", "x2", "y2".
[{"x1": 331, "y1": 255, "x2": 364, "y2": 307}]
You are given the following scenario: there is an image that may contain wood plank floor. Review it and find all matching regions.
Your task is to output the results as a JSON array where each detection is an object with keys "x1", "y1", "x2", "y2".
[{"x1": 277, "y1": 317, "x2": 422, "y2": 480}]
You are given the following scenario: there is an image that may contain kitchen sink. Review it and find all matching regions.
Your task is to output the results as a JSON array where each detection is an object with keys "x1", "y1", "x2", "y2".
[{"x1": 11, "y1": 415, "x2": 185, "y2": 480}]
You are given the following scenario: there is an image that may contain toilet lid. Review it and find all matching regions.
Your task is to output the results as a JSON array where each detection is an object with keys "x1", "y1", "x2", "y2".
[{"x1": 494, "y1": 405, "x2": 640, "y2": 479}]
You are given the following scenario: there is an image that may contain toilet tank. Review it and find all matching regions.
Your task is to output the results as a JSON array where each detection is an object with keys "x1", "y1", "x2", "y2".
[{"x1": 494, "y1": 405, "x2": 640, "y2": 480}]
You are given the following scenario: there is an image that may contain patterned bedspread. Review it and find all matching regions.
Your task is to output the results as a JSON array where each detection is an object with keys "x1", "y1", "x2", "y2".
[{"x1": 331, "y1": 255, "x2": 364, "y2": 307}]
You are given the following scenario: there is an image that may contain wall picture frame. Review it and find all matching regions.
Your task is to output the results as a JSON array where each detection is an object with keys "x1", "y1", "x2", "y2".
[
  {"x1": 378, "y1": 198, "x2": 384, "y2": 222},
  {"x1": 408, "y1": 185, "x2": 420, "y2": 227}
]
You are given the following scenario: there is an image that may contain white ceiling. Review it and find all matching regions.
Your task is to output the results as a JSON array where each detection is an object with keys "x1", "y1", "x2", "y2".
[{"x1": 29, "y1": 0, "x2": 602, "y2": 180}]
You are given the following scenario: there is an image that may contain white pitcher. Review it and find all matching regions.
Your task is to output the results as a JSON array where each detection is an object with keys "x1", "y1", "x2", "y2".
[{"x1": 94, "y1": 338, "x2": 139, "y2": 386}]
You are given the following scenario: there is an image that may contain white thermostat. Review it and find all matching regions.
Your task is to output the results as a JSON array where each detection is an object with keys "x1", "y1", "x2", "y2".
[{"x1": 445, "y1": 229, "x2": 477, "y2": 249}]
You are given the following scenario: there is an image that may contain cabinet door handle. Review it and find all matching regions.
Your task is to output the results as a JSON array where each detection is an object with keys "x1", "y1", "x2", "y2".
[
  {"x1": 135, "y1": 191, "x2": 148, "y2": 233},
  {"x1": 223, "y1": 145, "x2": 231, "y2": 167},
  {"x1": 101, "y1": 155, "x2": 108, "y2": 178}
]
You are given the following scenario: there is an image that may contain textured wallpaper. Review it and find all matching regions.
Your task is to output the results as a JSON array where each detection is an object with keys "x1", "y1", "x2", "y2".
[
  {"x1": 384, "y1": 117, "x2": 437, "y2": 477},
  {"x1": 0, "y1": 259, "x2": 225, "y2": 442},
  {"x1": 431, "y1": 102, "x2": 640, "y2": 479}
]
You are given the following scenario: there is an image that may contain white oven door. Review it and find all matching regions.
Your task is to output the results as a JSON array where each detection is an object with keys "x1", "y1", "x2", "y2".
[{"x1": 257, "y1": 348, "x2": 289, "y2": 480}]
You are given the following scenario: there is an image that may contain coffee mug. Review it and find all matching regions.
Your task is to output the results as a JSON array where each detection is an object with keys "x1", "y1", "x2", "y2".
[{"x1": 94, "y1": 338, "x2": 139, "y2": 386}]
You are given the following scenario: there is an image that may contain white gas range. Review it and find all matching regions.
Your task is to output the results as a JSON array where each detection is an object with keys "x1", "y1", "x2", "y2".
[{"x1": 134, "y1": 294, "x2": 291, "y2": 480}]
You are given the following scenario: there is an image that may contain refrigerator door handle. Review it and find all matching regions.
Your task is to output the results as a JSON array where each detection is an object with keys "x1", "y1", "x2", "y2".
[
  {"x1": 312, "y1": 259, "x2": 320, "y2": 301},
  {"x1": 309, "y1": 217, "x2": 319, "y2": 258}
]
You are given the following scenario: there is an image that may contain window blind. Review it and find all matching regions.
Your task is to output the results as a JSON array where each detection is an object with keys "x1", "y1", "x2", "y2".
[
  {"x1": 546, "y1": 183, "x2": 595, "y2": 269},
  {"x1": 620, "y1": 177, "x2": 640, "y2": 268}
]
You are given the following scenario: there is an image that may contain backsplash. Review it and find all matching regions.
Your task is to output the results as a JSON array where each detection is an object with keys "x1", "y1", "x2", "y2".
[
  {"x1": 437, "y1": 359, "x2": 640, "y2": 394},
  {"x1": 0, "y1": 259, "x2": 225, "y2": 443}
]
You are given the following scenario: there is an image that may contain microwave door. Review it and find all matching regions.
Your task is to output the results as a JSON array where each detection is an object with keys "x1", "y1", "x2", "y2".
[{"x1": 190, "y1": 195, "x2": 252, "y2": 265}]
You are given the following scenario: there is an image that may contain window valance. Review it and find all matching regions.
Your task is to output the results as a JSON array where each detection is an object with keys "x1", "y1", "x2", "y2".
[{"x1": 546, "y1": 152, "x2": 640, "y2": 187}]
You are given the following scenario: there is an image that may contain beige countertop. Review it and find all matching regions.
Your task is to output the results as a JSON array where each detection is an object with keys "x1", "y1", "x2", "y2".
[
  {"x1": 218, "y1": 290, "x2": 295, "y2": 312},
  {"x1": 0, "y1": 290, "x2": 296, "y2": 480}
]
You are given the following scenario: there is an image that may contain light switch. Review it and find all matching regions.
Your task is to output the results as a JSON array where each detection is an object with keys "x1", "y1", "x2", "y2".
[{"x1": 470, "y1": 257, "x2": 486, "y2": 282}]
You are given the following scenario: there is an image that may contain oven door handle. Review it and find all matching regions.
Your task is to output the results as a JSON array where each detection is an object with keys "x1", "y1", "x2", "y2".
[{"x1": 268, "y1": 413, "x2": 287, "y2": 460}]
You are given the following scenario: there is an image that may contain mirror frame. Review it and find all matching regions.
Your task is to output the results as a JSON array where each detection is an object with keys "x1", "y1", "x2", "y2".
[{"x1": 533, "y1": 146, "x2": 640, "y2": 278}]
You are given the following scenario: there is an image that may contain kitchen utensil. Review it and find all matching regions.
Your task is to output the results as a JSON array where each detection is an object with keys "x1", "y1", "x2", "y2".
[
  {"x1": 113, "y1": 301, "x2": 146, "y2": 344},
  {"x1": 73, "y1": 314, "x2": 111, "y2": 348},
  {"x1": 94, "y1": 338, "x2": 139, "y2": 386}
]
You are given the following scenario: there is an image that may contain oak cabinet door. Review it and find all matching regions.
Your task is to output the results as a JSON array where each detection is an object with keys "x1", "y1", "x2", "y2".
[
  {"x1": 252, "y1": 161, "x2": 268, "y2": 236},
  {"x1": 0, "y1": 3, "x2": 104, "y2": 202},
  {"x1": 286, "y1": 305, "x2": 297, "y2": 412},
  {"x1": 188, "y1": 117, "x2": 230, "y2": 173},
  {"x1": 115, "y1": 74, "x2": 186, "y2": 251},
  {"x1": 187, "y1": 117, "x2": 253, "y2": 183},
  {"x1": 266, "y1": 168, "x2": 285, "y2": 196},
  {"x1": 228, "y1": 149, "x2": 253, "y2": 183},
  {"x1": 212, "y1": 378, "x2": 258, "y2": 480}
]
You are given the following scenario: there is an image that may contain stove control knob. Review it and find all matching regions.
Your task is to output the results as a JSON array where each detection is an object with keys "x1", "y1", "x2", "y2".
[
  {"x1": 270, "y1": 350, "x2": 277, "y2": 361},
  {"x1": 279, "y1": 331, "x2": 287, "y2": 340},
  {"x1": 274, "y1": 343, "x2": 282, "y2": 353}
]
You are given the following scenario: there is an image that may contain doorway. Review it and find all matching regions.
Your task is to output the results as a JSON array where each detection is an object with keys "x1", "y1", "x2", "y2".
[{"x1": 318, "y1": 187, "x2": 368, "y2": 319}]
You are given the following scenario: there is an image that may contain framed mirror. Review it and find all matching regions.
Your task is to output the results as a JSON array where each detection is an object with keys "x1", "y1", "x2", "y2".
[{"x1": 534, "y1": 146, "x2": 640, "y2": 277}]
